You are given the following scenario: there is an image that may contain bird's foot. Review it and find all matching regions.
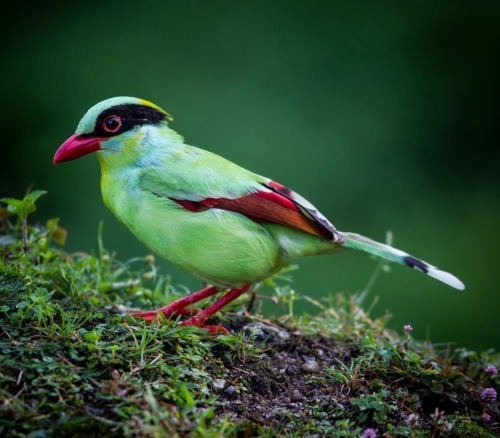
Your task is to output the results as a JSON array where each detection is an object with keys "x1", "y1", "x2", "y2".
[
  {"x1": 131, "y1": 306, "x2": 201, "y2": 322},
  {"x1": 131, "y1": 285, "x2": 250, "y2": 336},
  {"x1": 131, "y1": 285, "x2": 220, "y2": 322},
  {"x1": 176, "y1": 285, "x2": 250, "y2": 335},
  {"x1": 179, "y1": 320, "x2": 230, "y2": 335}
]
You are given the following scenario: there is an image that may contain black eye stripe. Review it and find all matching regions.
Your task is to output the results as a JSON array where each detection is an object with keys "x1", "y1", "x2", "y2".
[{"x1": 84, "y1": 104, "x2": 167, "y2": 138}]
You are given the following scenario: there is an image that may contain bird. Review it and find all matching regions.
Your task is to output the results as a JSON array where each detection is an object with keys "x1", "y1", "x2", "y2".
[{"x1": 53, "y1": 96, "x2": 464, "y2": 334}]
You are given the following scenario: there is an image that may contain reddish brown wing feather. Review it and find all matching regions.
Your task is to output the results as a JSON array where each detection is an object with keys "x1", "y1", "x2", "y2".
[
  {"x1": 170, "y1": 190, "x2": 332, "y2": 240},
  {"x1": 216, "y1": 192, "x2": 332, "y2": 240}
]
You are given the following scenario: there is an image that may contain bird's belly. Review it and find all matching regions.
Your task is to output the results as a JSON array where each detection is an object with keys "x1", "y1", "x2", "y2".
[{"x1": 108, "y1": 190, "x2": 282, "y2": 287}]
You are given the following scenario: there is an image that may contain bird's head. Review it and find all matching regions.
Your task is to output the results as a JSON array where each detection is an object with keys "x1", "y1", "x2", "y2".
[{"x1": 53, "y1": 97, "x2": 173, "y2": 164}]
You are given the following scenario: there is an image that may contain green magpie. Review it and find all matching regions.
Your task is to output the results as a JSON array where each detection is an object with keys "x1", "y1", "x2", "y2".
[{"x1": 54, "y1": 97, "x2": 464, "y2": 334}]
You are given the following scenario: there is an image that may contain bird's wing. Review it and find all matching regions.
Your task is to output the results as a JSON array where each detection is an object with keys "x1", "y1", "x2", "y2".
[
  {"x1": 214, "y1": 182, "x2": 344, "y2": 242},
  {"x1": 139, "y1": 144, "x2": 343, "y2": 242}
]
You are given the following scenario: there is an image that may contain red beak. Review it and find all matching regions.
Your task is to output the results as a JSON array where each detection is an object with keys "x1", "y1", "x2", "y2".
[{"x1": 53, "y1": 134, "x2": 104, "y2": 164}]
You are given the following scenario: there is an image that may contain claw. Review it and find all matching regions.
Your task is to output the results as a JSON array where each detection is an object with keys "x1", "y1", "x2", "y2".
[
  {"x1": 204, "y1": 325, "x2": 230, "y2": 335},
  {"x1": 179, "y1": 321, "x2": 230, "y2": 335},
  {"x1": 130, "y1": 310, "x2": 162, "y2": 322}
]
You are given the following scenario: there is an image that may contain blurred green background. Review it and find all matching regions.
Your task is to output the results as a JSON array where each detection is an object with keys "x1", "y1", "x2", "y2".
[{"x1": 2, "y1": 2, "x2": 499, "y2": 350}]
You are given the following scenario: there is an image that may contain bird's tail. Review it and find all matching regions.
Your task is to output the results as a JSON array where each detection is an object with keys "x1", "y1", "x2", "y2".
[{"x1": 340, "y1": 232, "x2": 464, "y2": 290}]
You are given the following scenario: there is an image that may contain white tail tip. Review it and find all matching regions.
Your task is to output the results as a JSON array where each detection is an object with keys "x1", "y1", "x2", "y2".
[{"x1": 427, "y1": 267, "x2": 465, "y2": 290}]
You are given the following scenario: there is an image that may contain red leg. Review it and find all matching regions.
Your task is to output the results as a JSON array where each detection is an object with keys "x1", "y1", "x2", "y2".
[
  {"x1": 180, "y1": 285, "x2": 250, "y2": 334},
  {"x1": 131, "y1": 285, "x2": 220, "y2": 322}
]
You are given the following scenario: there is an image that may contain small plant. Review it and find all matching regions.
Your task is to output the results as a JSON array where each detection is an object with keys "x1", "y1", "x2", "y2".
[
  {"x1": 1, "y1": 189, "x2": 47, "y2": 250},
  {"x1": 352, "y1": 390, "x2": 396, "y2": 424}
]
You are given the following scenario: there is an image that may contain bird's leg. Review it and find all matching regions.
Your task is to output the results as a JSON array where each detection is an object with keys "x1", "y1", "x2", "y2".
[
  {"x1": 131, "y1": 285, "x2": 220, "y2": 322},
  {"x1": 180, "y1": 285, "x2": 251, "y2": 334}
]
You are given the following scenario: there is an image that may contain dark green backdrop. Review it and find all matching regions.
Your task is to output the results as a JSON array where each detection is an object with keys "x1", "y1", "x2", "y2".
[{"x1": 2, "y1": 2, "x2": 499, "y2": 350}]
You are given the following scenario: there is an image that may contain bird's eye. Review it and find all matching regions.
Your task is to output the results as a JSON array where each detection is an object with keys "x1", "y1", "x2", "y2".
[{"x1": 102, "y1": 115, "x2": 122, "y2": 133}]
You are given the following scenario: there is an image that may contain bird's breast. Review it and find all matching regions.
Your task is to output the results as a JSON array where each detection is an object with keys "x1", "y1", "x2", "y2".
[{"x1": 100, "y1": 171, "x2": 283, "y2": 286}]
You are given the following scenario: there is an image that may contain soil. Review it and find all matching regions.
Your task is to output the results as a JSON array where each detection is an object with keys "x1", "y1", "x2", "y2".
[{"x1": 212, "y1": 317, "x2": 352, "y2": 429}]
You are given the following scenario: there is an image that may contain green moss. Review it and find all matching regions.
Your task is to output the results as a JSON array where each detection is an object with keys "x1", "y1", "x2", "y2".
[{"x1": 0, "y1": 192, "x2": 498, "y2": 437}]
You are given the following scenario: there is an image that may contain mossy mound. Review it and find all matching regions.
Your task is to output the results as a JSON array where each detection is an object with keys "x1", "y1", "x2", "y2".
[{"x1": 0, "y1": 193, "x2": 498, "y2": 437}]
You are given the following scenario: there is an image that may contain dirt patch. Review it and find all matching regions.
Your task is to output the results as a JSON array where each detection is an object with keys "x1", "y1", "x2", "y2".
[{"x1": 212, "y1": 318, "x2": 351, "y2": 429}]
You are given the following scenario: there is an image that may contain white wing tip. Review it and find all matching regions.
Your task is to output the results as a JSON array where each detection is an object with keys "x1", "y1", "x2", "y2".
[{"x1": 428, "y1": 268, "x2": 465, "y2": 290}]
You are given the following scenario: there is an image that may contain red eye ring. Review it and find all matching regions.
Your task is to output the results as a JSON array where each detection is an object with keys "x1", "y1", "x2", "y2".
[{"x1": 102, "y1": 115, "x2": 122, "y2": 133}]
